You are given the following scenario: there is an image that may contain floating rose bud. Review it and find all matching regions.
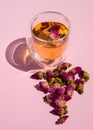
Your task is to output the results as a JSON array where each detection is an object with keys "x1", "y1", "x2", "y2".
[
  {"x1": 39, "y1": 81, "x2": 49, "y2": 93},
  {"x1": 56, "y1": 115, "x2": 69, "y2": 124},
  {"x1": 47, "y1": 25, "x2": 60, "y2": 40},
  {"x1": 31, "y1": 71, "x2": 44, "y2": 79},
  {"x1": 49, "y1": 31, "x2": 59, "y2": 39},
  {"x1": 51, "y1": 25, "x2": 60, "y2": 31}
]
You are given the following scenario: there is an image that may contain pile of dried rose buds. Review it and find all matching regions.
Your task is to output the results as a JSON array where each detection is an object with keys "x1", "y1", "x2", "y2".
[{"x1": 30, "y1": 62, "x2": 89, "y2": 125}]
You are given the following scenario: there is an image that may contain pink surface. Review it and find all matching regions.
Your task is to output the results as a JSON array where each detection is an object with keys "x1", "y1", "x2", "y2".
[{"x1": 0, "y1": 0, "x2": 93, "y2": 130}]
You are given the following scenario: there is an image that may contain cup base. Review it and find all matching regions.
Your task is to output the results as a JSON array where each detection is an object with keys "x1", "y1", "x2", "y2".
[{"x1": 31, "y1": 52, "x2": 67, "y2": 70}]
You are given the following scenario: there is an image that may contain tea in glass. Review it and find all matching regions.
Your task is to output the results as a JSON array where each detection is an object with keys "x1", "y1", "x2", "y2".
[
  {"x1": 32, "y1": 21, "x2": 69, "y2": 60},
  {"x1": 26, "y1": 11, "x2": 70, "y2": 68}
]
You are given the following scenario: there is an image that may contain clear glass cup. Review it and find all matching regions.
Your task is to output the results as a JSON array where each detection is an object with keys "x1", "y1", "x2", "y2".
[{"x1": 26, "y1": 11, "x2": 70, "y2": 69}]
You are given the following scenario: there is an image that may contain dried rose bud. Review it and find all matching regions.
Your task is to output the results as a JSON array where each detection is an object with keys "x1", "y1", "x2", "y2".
[
  {"x1": 67, "y1": 80, "x2": 76, "y2": 89},
  {"x1": 55, "y1": 87, "x2": 65, "y2": 96},
  {"x1": 46, "y1": 70, "x2": 56, "y2": 78},
  {"x1": 55, "y1": 77, "x2": 64, "y2": 85},
  {"x1": 54, "y1": 98, "x2": 66, "y2": 108},
  {"x1": 30, "y1": 62, "x2": 90, "y2": 125},
  {"x1": 79, "y1": 70, "x2": 90, "y2": 82},
  {"x1": 57, "y1": 62, "x2": 72, "y2": 71},
  {"x1": 43, "y1": 95, "x2": 52, "y2": 104},
  {"x1": 50, "y1": 108, "x2": 65, "y2": 116},
  {"x1": 56, "y1": 115, "x2": 69, "y2": 124},
  {"x1": 39, "y1": 81, "x2": 50, "y2": 93},
  {"x1": 75, "y1": 82, "x2": 84, "y2": 94},
  {"x1": 61, "y1": 62, "x2": 72, "y2": 69},
  {"x1": 62, "y1": 94, "x2": 72, "y2": 101},
  {"x1": 49, "y1": 83, "x2": 65, "y2": 96},
  {"x1": 75, "y1": 79, "x2": 85, "y2": 85},
  {"x1": 43, "y1": 94, "x2": 58, "y2": 104},
  {"x1": 69, "y1": 67, "x2": 82, "y2": 75},
  {"x1": 47, "y1": 77, "x2": 56, "y2": 86},
  {"x1": 67, "y1": 72, "x2": 75, "y2": 81},
  {"x1": 31, "y1": 71, "x2": 44, "y2": 79},
  {"x1": 49, "y1": 83, "x2": 60, "y2": 93},
  {"x1": 60, "y1": 72, "x2": 75, "y2": 84},
  {"x1": 65, "y1": 85, "x2": 74, "y2": 97},
  {"x1": 60, "y1": 71, "x2": 67, "y2": 82}
]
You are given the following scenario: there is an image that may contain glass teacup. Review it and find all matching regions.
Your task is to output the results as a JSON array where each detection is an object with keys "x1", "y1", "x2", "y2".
[{"x1": 26, "y1": 11, "x2": 70, "y2": 69}]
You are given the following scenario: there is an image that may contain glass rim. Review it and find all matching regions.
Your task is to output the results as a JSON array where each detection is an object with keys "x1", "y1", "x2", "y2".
[{"x1": 31, "y1": 11, "x2": 71, "y2": 43}]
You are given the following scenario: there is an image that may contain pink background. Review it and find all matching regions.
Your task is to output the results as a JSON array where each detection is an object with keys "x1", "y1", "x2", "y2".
[{"x1": 0, "y1": 0, "x2": 93, "y2": 130}]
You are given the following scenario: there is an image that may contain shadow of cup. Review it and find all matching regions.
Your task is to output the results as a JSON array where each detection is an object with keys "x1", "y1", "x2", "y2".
[{"x1": 5, "y1": 38, "x2": 42, "y2": 71}]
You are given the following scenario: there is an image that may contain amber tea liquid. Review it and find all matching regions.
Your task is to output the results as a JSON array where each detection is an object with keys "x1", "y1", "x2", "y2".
[{"x1": 32, "y1": 21, "x2": 69, "y2": 60}]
